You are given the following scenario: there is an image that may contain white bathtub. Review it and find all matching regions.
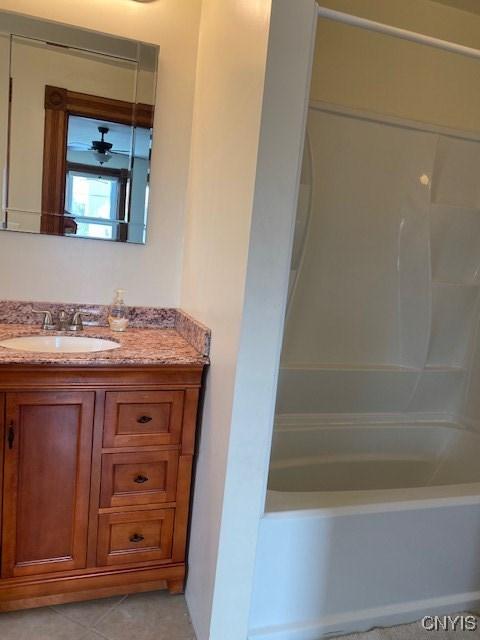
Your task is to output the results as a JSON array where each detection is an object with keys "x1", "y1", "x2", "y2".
[
  {"x1": 248, "y1": 417, "x2": 480, "y2": 640},
  {"x1": 267, "y1": 417, "x2": 480, "y2": 511}
]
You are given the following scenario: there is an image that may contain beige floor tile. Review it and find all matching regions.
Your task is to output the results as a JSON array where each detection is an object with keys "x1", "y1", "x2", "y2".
[
  {"x1": 0, "y1": 607, "x2": 87, "y2": 640},
  {"x1": 51, "y1": 595, "x2": 125, "y2": 627},
  {"x1": 93, "y1": 590, "x2": 195, "y2": 640},
  {"x1": 78, "y1": 632, "x2": 110, "y2": 640}
]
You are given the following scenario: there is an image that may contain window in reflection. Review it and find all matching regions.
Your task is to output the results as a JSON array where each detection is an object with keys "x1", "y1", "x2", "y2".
[{"x1": 65, "y1": 172, "x2": 120, "y2": 240}]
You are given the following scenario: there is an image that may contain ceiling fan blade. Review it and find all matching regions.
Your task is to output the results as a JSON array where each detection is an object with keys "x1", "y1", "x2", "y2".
[{"x1": 67, "y1": 142, "x2": 91, "y2": 150}]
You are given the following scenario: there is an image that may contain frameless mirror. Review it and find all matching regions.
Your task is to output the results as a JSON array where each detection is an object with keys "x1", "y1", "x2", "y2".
[{"x1": 0, "y1": 11, "x2": 158, "y2": 244}]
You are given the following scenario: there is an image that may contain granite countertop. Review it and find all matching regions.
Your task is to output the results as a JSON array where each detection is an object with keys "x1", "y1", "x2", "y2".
[{"x1": 0, "y1": 324, "x2": 208, "y2": 367}]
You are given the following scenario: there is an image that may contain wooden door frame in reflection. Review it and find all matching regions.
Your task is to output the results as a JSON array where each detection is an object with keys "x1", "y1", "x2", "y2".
[{"x1": 41, "y1": 85, "x2": 154, "y2": 238}]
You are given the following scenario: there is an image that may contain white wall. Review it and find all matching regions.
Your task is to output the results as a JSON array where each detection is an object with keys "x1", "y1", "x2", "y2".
[
  {"x1": 0, "y1": 0, "x2": 201, "y2": 306},
  {"x1": 181, "y1": 1, "x2": 272, "y2": 636},
  {"x1": 181, "y1": 1, "x2": 318, "y2": 639}
]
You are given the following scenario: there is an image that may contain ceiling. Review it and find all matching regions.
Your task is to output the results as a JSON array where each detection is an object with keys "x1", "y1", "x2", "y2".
[
  {"x1": 67, "y1": 116, "x2": 151, "y2": 160},
  {"x1": 431, "y1": 0, "x2": 480, "y2": 16}
]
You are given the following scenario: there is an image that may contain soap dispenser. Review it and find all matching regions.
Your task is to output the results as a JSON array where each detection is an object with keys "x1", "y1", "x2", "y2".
[{"x1": 108, "y1": 289, "x2": 129, "y2": 332}]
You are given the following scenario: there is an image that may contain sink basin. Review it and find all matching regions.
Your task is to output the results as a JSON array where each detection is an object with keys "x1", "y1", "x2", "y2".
[{"x1": 0, "y1": 335, "x2": 121, "y2": 353}]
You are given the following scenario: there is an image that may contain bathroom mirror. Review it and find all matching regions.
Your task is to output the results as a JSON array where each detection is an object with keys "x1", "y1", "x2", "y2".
[{"x1": 0, "y1": 11, "x2": 158, "y2": 244}]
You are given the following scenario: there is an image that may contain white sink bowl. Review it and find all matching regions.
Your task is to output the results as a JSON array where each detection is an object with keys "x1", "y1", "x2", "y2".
[{"x1": 0, "y1": 335, "x2": 121, "y2": 354}]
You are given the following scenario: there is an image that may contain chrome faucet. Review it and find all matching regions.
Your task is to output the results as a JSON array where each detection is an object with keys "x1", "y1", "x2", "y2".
[
  {"x1": 32, "y1": 309, "x2": 89, "y2": 331},
  {"x1": 57, "y1": 309, "x2": 70, "y2": 331}
]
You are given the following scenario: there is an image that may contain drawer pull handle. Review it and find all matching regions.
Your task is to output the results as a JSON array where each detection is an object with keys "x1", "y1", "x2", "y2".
[
  {"x1": 129, "y1": 533, "x2": 144, "y2": 543},
  {"x1": 134, "y1": 475, "x2": 149, "y2": 484},
  {"x1": 137, "y1": 415, "x2": 152, "y2": 424}
]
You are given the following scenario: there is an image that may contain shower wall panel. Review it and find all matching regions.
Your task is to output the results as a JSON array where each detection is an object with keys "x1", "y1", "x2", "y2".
[
  {"x1": 282, "y1": 110, "x2": 435, "y2": 369},
  {"x1": 280, "y1": 108, "x2": 480, "y2": 419}
]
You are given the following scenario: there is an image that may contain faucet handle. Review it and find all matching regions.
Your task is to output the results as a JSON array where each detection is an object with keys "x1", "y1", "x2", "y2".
[
  {"x1": 70, "y1": 311, "x2": 84, "y2": 331},
  {"x1": 70, "y1": 310, "x2": 99, "y2": 331},
  {"x1": 32, "y1": 309, "x2": 54, "y2": 330}
]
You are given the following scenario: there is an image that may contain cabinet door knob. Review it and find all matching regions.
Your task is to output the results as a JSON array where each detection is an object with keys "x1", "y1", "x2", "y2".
[
  {"x1": 7, "y1": 423, "x2": 14, "y2": 450},
  {"x1": 134, "y1": 475, "x2": 149, "y2": 484},
  {"x1": 129, "y1": 533, "x2": 144, "y2": 543},
  {"x1": 137, "y1": 415, "x2": 152, "y2": 424}
]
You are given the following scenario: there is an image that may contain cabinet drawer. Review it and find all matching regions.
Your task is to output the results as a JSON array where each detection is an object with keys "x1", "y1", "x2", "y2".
[
  {"x1": 97, "y1": 509, "x2": 174, "y2": 566},
  {"x1": 100, "y1": 451, "x2": 179, "y2": 508},
  {"x1": 103, "y1": 390, "x2": 184, "y2": 447}
]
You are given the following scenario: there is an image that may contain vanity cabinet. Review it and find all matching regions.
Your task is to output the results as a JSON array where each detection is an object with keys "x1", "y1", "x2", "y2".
[{"x1": 0, "y1": 365, "x2": 203, "y2": 611}]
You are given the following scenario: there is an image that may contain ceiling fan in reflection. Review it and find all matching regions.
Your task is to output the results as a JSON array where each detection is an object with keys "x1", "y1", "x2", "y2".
[{"x1": 68, "y1": 126, "x2": 130, "y2": 165}]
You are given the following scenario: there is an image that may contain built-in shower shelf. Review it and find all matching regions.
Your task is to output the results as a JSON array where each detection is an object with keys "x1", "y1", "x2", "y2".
[
  {"x1": 430, "y1": 202, "x2": 480, "y2": 213},
  {"x1": 281, "y1": 363, "x2": 466, "y2": 374},
  {"x1": 433, "y1": 280, "x2": 480, "y2": 288},
  {"x1": 423, "y1": 365, "x2": 465, "y2": 372},
  {"x1": 280, "y1": 363, "x2": 421, "y2": 372}
]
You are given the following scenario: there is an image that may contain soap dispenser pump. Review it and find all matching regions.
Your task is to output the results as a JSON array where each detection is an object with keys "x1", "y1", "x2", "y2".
[{"x1": 108, "y1": 289, "x2": 129, "y2": 332}]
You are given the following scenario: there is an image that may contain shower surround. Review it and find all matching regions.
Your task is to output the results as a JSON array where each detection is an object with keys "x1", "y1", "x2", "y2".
[{"x1": 248, "y1": 105, "x2": 480, "y2": 639}]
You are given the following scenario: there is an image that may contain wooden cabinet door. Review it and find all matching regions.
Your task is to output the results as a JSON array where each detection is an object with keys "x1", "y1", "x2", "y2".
[{"x1": 2, "y1": 391, "x2": 94, "y2": 578}]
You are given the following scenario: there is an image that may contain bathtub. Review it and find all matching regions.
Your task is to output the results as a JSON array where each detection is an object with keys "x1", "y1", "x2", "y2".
[{"x1": 248, "y1": 417, "x2": 480, "y2": 640}]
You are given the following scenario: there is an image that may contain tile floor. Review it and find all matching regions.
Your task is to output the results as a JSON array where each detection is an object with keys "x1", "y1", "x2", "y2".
[
  {"x1": 0, "y1": 590, "x2": 196, "y2": 640},
  {"x1": 3, "y1": 597, "x2": 479, "y2": 640}
]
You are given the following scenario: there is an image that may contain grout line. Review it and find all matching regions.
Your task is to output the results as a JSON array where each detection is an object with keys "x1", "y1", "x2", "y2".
[
  {"x1": 78, "y1": 629, "x2": 111, "y2": 640},
  {"x1": 48, "y1": 595, "x2": 129, "y2": 631},
  {"x1": 47, "y1": 606, "x2": 91, "y2": 630},
  {"x1": 88, "y1": 594, "x2": 129, "y2": 630},
  {"x1": 81, "y1": 628, "x2": 111, "y2": 640}
]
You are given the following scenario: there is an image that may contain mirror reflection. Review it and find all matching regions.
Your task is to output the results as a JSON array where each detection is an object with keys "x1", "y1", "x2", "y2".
[
  {"x1": 0, "y1": 15, "x2": 158, "y2": 244},
  {"x1": 65, "y1": 117, "x2": 151, "y2": 242}
]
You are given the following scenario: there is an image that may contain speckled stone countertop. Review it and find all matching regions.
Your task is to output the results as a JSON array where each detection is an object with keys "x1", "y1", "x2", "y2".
[
  {"x1": 0, "y1": 300, "x2": 211, "y2": 357},
  {"x1": 0, "y1": 324, "x2": 208, "y2": 367}
]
